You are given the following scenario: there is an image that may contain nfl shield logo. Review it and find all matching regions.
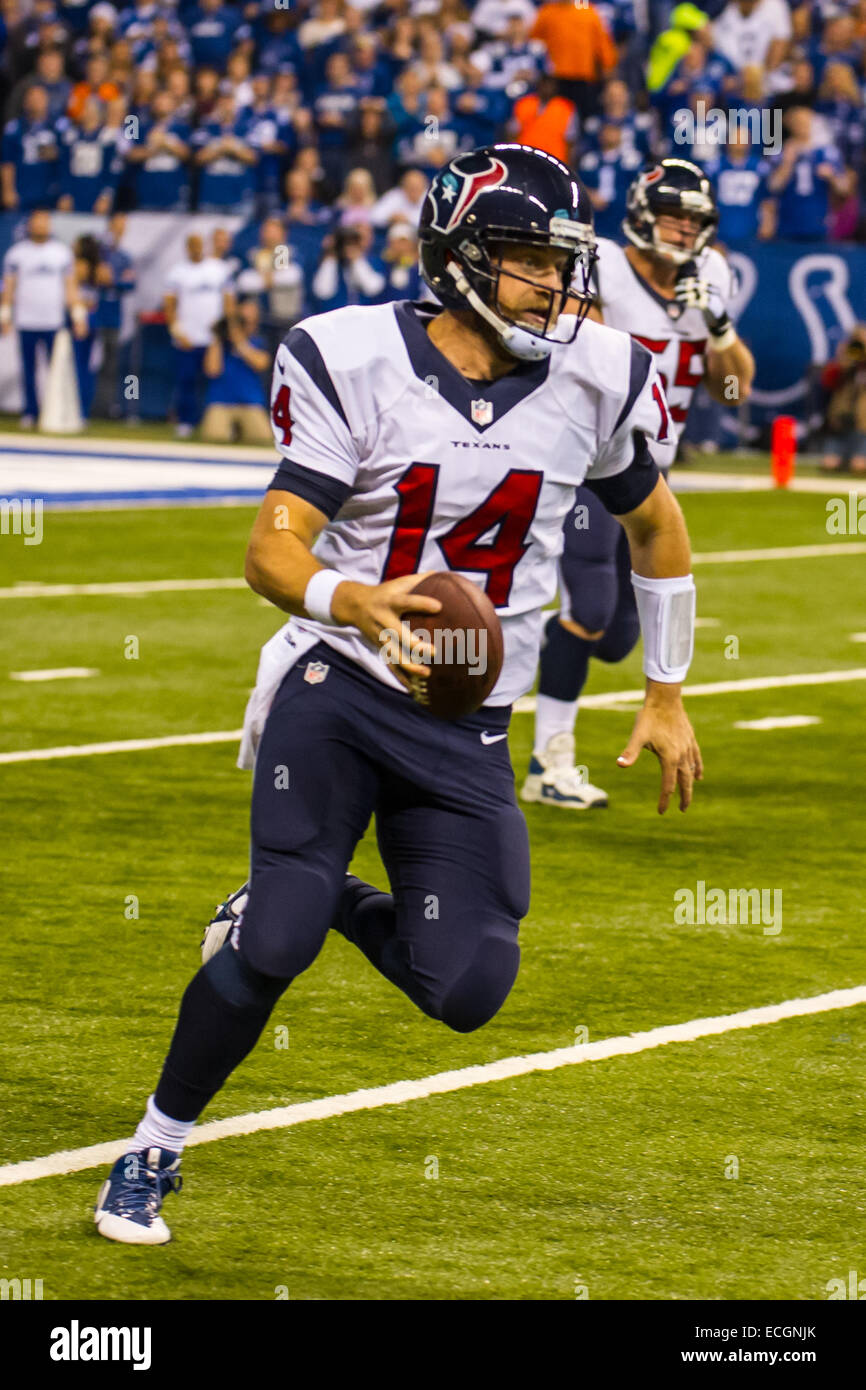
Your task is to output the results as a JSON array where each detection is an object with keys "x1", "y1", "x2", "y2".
[
  {"x1": 471, "y1": 398, "x2": 493, "y2": 426},
  {"x1": 304, "y1": 660, "x2": 329, "y2": 685}
]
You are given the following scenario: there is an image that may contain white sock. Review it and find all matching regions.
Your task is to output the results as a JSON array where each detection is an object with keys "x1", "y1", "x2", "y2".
[
  {"x1": 133, "y1": 1095, "x2": 195, "y2": 1156},
  {"x1": 533, "y1": 694, "x2": 578, "y2": 759}
]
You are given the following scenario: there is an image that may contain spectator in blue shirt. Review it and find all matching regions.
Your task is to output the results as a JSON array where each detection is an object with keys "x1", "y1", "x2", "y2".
[
  {"x1": 313, "y1": 50, "x2": 360, "y2": 185},
  {"x1": 7, "y1": 45, "x2": 71, "y2": 123},
  {"x1": 56, "y1": 98, "x2": 122, "y2": 213},
  {"x1": 767, "y1": 106, "x2": 854, "y2": 239},
  {"x1": 121, "y1": 89, "x2": 191, "y2": 211},
  {"x1": 582, "y1": 79, "x2": 657, "y2": 160},
  {"x1": 93, "y1": 210, "x2": 136, "y2": 419},
  {"x1": 246, "y1": 74, "x2": 296, "y2": 216},
  {"x1": 473, "y1": 14, "x2": 548, "y2": 92},
  {"x1": 705, "y1": 132, "x2": 774, "y2": 242},
  {"x1": 805, "y1": 12, "x2": 862, "y2": 88},
  {"x1": 1, "y1": 85, "x2": 60, "y2": 211},
  {"x1": 192, "y1": 93, "x2": 257, "y2": 216},
  {"x1": 451, "y1": 66, "x2": 509, "y2": 149},
  {"x1": 201, "y1": 296, "x2": 272, "y2": 444},
  {"x1": 578, "y1": 126, "x2": 644, "y2": 241},
  {"x1": 187, "y1": 0, "x2": 249, "y2": 71},
  {"x1": 815, "y1": 62, "x2": 865, "y2": 170},
  {"x1": 395, "y1": 86, "x2": 470, "y2": 175},
  {"x1": 255, "y1": 9, "x2": 304, "y2": 81},
  {"x1": 350, "y1": 34, "x2": 393, "y2": 101}
]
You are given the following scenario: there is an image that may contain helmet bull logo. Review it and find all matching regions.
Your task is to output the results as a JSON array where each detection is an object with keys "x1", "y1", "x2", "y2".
[{"x1": 433, "y1": 155, "x2": 508, "y2": 234}]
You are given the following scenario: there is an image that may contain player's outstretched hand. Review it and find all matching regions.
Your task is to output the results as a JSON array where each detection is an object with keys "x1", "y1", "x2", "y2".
[
  {"x1": 332, "y1": 572, "x2": 443, "y2": 685},
  {"x1": 616, "y1": 684, "x2": 703, "y2": 814}
]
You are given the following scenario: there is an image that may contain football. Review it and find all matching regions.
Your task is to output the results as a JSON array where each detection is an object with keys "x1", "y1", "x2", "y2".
[{"x1": 399, "y1": 572, "x2": 504, "y2": 719}]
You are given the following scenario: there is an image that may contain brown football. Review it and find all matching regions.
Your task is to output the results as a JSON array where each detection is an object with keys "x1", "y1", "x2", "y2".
[{"x1": 399, "y1": 572, "x2": 504, "y2": 719}]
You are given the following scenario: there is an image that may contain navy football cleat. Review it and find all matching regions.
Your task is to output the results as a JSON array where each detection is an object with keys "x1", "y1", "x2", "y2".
[
  {"x1": 95, "y1": 1147, "x2": 182, "y2": 1245},
  {"x1": 201, "y1": 882, "x2": 249, "y2": 962}
]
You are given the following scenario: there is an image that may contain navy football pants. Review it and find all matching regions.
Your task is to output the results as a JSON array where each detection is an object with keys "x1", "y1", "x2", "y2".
[
  {"x1": 558, "y1": 484, "x2": 640, "y2": 661},
  {"x1": 242, "y1": 643, "x2": 530, "y2": 1032}
]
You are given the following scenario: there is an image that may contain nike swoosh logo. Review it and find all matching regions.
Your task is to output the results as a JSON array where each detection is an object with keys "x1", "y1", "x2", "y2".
[{"x1": 480, "y1": 731, "x2": 508, "y2": 745}]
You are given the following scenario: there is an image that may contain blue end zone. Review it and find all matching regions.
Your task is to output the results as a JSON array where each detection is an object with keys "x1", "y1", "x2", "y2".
[{"x1": 0, "y1": 437, "x2": 276, "y2": 509}]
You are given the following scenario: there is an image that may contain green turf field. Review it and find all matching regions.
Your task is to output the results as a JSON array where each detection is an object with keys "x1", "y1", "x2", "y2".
[{"x1": 1, "y1": 480, "x2": 864, "y2": 1301}]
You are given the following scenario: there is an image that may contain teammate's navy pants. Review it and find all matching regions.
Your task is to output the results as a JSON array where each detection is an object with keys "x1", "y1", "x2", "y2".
[
  {"x1": 559, "y1": 484, "x2": 640, "y2": 661},
  {"x1": 243, "y1": 643, "x2": 530, "y2": 1031}
]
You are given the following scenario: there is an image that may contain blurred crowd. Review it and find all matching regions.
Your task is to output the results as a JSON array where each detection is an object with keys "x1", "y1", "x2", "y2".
[{"x1": 3, "y1": 0, "x2": 866, "y2": 432}]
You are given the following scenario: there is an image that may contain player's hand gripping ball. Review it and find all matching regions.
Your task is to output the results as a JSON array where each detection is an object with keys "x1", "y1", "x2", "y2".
[{"x1": 399, "y1": 572, "x2": 503, "y2": 719}]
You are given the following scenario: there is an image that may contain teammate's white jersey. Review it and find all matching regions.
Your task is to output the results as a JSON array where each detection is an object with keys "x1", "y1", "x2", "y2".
[
  {"x1": 593, "y1": 236, "x2": 736, "y2": 449},
  {"x1": 2, "y1": 237, "x2": 72, "y2": 331},
  {"x1": 263, "y1": 299, "x2": 674, "y2": 708},
  {"x1": 164, "y1": 256, "x2": 233, "y2": 346}
]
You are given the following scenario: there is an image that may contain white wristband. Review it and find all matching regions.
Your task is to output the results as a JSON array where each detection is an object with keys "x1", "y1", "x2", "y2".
[
  {"x1": 304, "y1": 568, "x2": 345, "y2": 625},
  {"x1": 709, "y1": 323, "x2": 737, "y2": 352},
  {"x1": 631, "y1": 571, "x2": 696, "y2": 684}
]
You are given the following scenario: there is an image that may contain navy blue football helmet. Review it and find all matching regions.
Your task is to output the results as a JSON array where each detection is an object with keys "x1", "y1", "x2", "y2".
[
  {"x1": 419, "y1": 144, "x2": 597, "y2": 361},
  {"x1": 624, "y1": 158, "x2": 718, "y2": 265}
]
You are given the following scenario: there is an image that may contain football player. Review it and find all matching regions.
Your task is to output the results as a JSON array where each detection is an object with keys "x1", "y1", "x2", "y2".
[
  {"x1": 522, "y1": 157, "x2": 754, "y2": 810},
  {"x1": 94, "y1": 145, "x2": 702, "y2": 1244}
]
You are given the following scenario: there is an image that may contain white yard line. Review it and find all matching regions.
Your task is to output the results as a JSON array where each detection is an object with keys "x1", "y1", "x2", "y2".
[
  {"x1": 692, "y1": 541, "x2": 866, "y2": 564},
  {"x1": 513, "y1": 667, "x2": 866, "y2": 715},
  {"x1": 4, "y1": 670, "x2": 866, "y2": 761},
  {"x1": 0, "y1": 730, "x2": 242, "y2": 765},
  {"x1": 9, "y1": 667, "x2": 99, "y2": 682},
  {"x1": 0, "y1": 542, "x2": 863, "y2": 602},
  {"x1": 1, "y1": 984, "x2": 863, "y2": 1188},
  {"x1": 0, "y1": 578, "x2": 248, "y2": 599},
  {"x1": 734, "y1": 716, "x2": 822, "y2": 731}
]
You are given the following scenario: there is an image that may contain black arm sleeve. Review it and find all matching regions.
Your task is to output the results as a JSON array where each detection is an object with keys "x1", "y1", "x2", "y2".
[
  {"x1": 583, "y1": 431, "x2": 660, "y2": 515},
  {"x1": 268, "y1": 459, "x2": 351, "y2": 520}
]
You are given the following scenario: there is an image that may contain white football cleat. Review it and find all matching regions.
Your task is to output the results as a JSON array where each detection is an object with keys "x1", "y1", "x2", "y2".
[{"x1": 520, "y1": 732, "x2": 608, "y2": 809}]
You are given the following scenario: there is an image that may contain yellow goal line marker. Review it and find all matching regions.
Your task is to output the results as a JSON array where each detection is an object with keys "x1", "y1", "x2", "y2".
[{"x1": 1, "y1": 984, "x2": 864, "y2": 1188}]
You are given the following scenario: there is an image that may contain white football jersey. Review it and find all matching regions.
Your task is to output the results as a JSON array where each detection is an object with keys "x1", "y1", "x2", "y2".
[
  {"x1": 2, "y1": 237, "x2": 73, "y2": 331},
  {"x1": 258, "y1": 299, "x2": 674, "y2": 712},
  {"x1": 164, "y1": 256, "x2": 233, "y2": 346},
  {"x1": 593, "y1": 237, "x2": 736, "y2": 449}
]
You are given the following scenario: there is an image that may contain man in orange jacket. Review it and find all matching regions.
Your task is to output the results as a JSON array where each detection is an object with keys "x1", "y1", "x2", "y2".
[
  {"x1": 511, "y1": 74, "x2": 577, "y2": 165},
  {"x1": 531, "y1": 0, "x2": 618, "y2": 118}
]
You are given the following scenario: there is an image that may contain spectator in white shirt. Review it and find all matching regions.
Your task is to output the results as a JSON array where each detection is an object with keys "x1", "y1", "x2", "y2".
[
  {"x1": 712, "y1": 0, "x2": 793, "y2": 74},
  {"x1": 371, "y1": 167, "x2": 429, "y2": 228},
  {"x1": 163, "y1": 232, "x2": 234, "y2": 437},
  {"x1": 0, "y1": 209, "x2": 86, "y2": 426}
]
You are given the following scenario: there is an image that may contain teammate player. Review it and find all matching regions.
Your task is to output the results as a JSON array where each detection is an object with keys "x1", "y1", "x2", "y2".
[
  {"x1": 522, "y1": 158, "x2": 754, "y2": 810},
  {"x1": 93, "y1": 146, "x2": 703, "y2": 1244}
]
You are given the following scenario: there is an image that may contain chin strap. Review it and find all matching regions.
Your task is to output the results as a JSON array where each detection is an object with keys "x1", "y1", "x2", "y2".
[{"x1": 444, "y1": 261, "x2": 555, "y2": 362}]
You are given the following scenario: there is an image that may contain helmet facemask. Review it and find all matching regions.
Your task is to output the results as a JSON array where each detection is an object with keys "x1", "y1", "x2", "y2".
[
  {"x1": 624, "y1": 181, "x2": 718, "y2": 266},
  {"x1": 447, "y1": 223, "x2": 598, "y2": 357}
]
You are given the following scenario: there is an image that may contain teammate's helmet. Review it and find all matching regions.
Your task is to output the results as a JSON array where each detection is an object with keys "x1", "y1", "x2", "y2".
[
  {"x1": 623, "y1": 158, "x2": 718, "y2": 265},
  {"x1": 419, "y1": 144, "x2": 597, "y2": 361}
]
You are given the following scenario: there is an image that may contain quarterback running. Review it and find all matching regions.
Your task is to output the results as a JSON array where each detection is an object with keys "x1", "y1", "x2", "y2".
[
  {"x1": 522, "y1": 157, "x2": 754, "y2": 811},
  {"x1": 93, "y1": 145, "x2": 702, "y2": 1245}
]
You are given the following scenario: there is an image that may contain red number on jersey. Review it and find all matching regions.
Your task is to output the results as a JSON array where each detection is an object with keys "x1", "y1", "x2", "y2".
[
  {"x1": 381, "y1": 462, "x2": 439, "y2": 579},
  {"x1": 651, "y1": 381, "x2": 670, "y2": 441},
  {"x1": 382, "y1": 463, "x2": 543, "y2": 607},
  {"x1": 632, "y1": 334, "x2": 707, "y2": 425},
  {"x1": 272, "y1": 384, "x2": 292, "y2": 445}
]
